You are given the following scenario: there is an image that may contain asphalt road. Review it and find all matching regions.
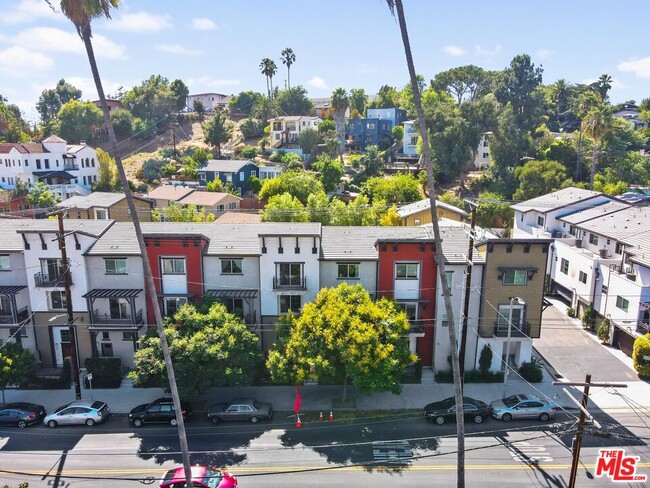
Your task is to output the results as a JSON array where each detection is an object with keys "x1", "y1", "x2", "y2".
[{"x1": 0, "y1": 409, "x2": 647, "y2": 488}]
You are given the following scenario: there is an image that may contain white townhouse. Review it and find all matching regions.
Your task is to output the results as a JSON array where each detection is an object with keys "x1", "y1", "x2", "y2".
[
  {"x1": 472, "y1": 132, "x2": 492, "y2": 169},
  {"x1": 0, "y1": 135, "x2": 99, "y2": 199},
  {"x1": 268, "y1": 116, "x2": 322, "y2": 147},
  {"x1": 186, "y1": 93, "x2": 231, "y2": 112},
  {"x1": 402, "y1": 121, "x2": 419, "y2": 156}
]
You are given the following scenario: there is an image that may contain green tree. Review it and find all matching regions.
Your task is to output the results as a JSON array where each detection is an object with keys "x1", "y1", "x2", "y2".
[
  {"x1": 251, "y1": 97, "x2": 279, "y2": 122},
  {"x1": 368, "y1": 85, "x2": 400, "y2": 108},
  {"x1": 275, "y1": 86, "x2": 313, "y2": 116},
  {"x1": 582, "y1": 101, "x2": 614, "y2": 189},
  {"x1": 193, "y1": 99, "x2": 205, "y2": 118},
  {"x1": 109, "y1": 108, "x2": 133, "y2": 138},
  {"x1": 297, "y1": 128, "x2": 322, "y2": 157},
  {"x1": 280, "y1": 48, "x2": 296, "y2": 90},
  {"x1": 360, "y1": 145, "x2": 383, "y2": 177},
  {"x1": 261, "y1": 193, "x2": 309, "y2": 222},
  {"x1": 478, "y1": 345, "x2": 493, "y2": 375},
  {"x1": 513, "y1": 159, "x2": 570, "y2": 201},
  {"x1": 495, "y1": 54, "x2": 544, "y2": 133},
  {"x1": 202, "y1": 112, "x2": 233, "y2": 158},
  {"x1": 331, "y1": 88, "x2": 349, "y2": 152},
  {"x1": 239, "y1": 117, "x2": 265, "y2": 138},
  {"x1": 591, "y1": 74, "x2": 613, "y2": 102},
  {"x1": 227, "y1": 91, "x2": 264, "y2": 117},
  {"x1": 349, "y1": 88, "x2": 368, "y2": 115},
  {"x1": 475, "y1": 191, "x2": 513, "y2": 228},
  {"x1": 36, "y1": 78, "x2": 82, "y2": 125},
  {"x1": 392, "y1": 125, "x2": 404, "y2": 142},
  {"x1": 205, "y1": 179, "x2": 224, "y2": 192},
  {"x1": 0, "y1": 341, "x2": 39, "y2": 400},
  {"x1": 312, "y1": 155, "x2": 343, "y2": 192},
  {"x1": 169, "y1": 79, "x2": 189, "y2": 112},
  {"x1": 439, "y1": 192, "x2": 466, "y2": 211},
  {"x1": 94, "y1": 148, "x2": 119, "y2": 191},
  {"x1": 632, "y1": 334, "x2": 650, "y2": 377},
  {"x1": 27, "y1": 182, "x2": 60, "y2": 209},
  {"x1": 259, "y1": 171, "x2": 323, "y2": 205},
  {"x1": 152, "y1": 202, "x2": 215, "y2": 222},
  {"x1": 430, "y1": 65, "x2": 489, "y2": 104},
  {"x1": 57, "y1": 99, "x2": 103, "y2": 143},
  {"x1": 0, "y1": 97, "x2": 31, "y2": 142},
  {"x1": 122, "y1": 74, "x2": 176, "y2": 122},
  {"x1": 306, "y1": 191, "x2": 331, "y2": 224},
  {"x1": 267, "y1": 283, "x2": 416, "y2": 402},
  {"x1": 259, "y1": 58, "x2": 278, "y2": 99},
  {"x1": 363, "y1": 173, "x2": 421, "y2": 204},
  {"x1": 130, "y1": 302, "x2": 260, "y2": 399}
]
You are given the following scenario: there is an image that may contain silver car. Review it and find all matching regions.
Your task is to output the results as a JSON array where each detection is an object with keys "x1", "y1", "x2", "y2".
[
  {"x1": 490, "y1": 394, "x2": 555, "y2": 422},
  {"x1": 44, "y1": 400, "x2": 110, "y2": 428}
]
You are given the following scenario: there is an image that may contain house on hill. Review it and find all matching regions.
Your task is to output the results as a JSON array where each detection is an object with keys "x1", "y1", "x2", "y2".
[
  {"x1": 397, "y1": 199, "x2": 468, "y2": 225},
  {"x1": 56, "y1": 191, "x2": 154, "y2": 222},
  {"x1": 197, "y1": 160, "x2": 258, "y2": 195}
]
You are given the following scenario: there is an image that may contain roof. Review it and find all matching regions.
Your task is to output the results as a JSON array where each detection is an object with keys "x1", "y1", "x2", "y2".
[
  {"x1": 621, "y1": 233, "x2": 650, "y2": 268},
  {"x1": 146, "y1": 186, "x2": 195, "y2": 202},
  {"x1": 84, "y1": 222, "x2": 141, "y2": 256},
  {"x1": 576, "y1": 206, "x2": 650, "y2": 242},
  {"x1": 510, "y1": 187, "x2": 603, "y2": 214},
  {"x1": 32, "y1": 170, "x2": 75, "y2": 179},
  {"x1": 205, "y1": 289, "x2": 258, "y2": 299},
  {"x1": 320, "y1": 226, "x2": 428, "y2": 261},
  {"x1": 66, "y1": 144, "x2": 88, "y2": 153},
  {"x1": 0, "y1": 220, "x2": 39, "y2": 251},
  {"x1": 0, "y1": 285, "x2": 27, "y2": 295},
  {"x1": 198, "y1": 159, "x2": 256, "y2": 173},
  {"x1": 0, "y1": 143, "x2": 48, "y2": 154},
  {"x1": 215, "y1": 211, "x2": 261, "y2": 223},
  {"x1": 178, "y1": 191, "x2": 240, "y2": 207},
  {"x1": 188, "y1": 92, "x2": 228, "y2": 98},
  {"x1": 422, "y1": 223, "x2": 489, "y2": 265},
  {"x1": 17, "y1": 219, "x2": 113, "y2": 238},
  {"x1": 55, "y1": 192, "x2": 134, "y2": 210},
  {"x1": 268, "y1": 116, "x2": 321, "y2": 122},
  {"x1": 558, "y1": 201, "x2": 631, "y2": 225},
  {"x1": 397, "y1": 199, "x2": 468, "y2": 219},
  {"x1": 83, "y1": 288, "x2": 142, "y2": 299},
  {"x1": 42, "y1": 135, "x2": 67, "y2": 143}
]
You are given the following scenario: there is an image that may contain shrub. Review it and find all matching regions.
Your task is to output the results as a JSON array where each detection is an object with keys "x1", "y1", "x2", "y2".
[
  {"x1": 401, "y1": 360, "x2": 423, "y2": 384},
  {"x1": 566, "y1": 307, "x2": 575, "y2": 318},
  {"x1": 434, "y1": 369, "x2": 504, "y2": 383},
  {"x1": 582, "y1": 306, "x2": 594, "y2": 329},
  {"x1": 137, "y1": 159, "x2": 164, "y2": 182},
  {"x1": 597, "y1": 318, "x2": 611, "y2": 344},
  {"x1": 269, "y1": 150, "x2": 286, "y2": 163},
  {"x1": 281, "y1": 152, "x2": 303, "y2": 165},
  {"x1": 136, "y1": 183, "x2": 149, "y2": 193},
  {"x1": 239, "y1": 117, "x2": 265, "y2": 138},
  {"x1": 478, "y1": 345, "x2": 493, "y2": 375},
  {"x1": 84, "y1": 357, "x2": 122, "y2": 388},
  {"x1": 240, "y1": 146, "x2": 258, "y2": 159},
  {"x1": 518, "y1": 358, "x2": 543, "y2": 383},
  {"x1": 632, "y1": 334, "x2": 650, "y2": 378}
]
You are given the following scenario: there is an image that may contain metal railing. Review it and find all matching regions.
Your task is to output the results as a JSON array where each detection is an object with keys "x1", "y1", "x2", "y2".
[
  {"x1": 273, "y1": 276, "x2": 307, "y2": 290},
  {"x1": 34, "y1": 272, "x2": 71, "y2": 287},
  {"x1": 63, "y1": 164, "x2": 79, "y2": 171},
  {"x1": 92, "y1": 308, "x2": 143, "y2": 325},
  {"x1": 0, "y1": 306, "x2": 29, "y2": 325},
  {"x1": 409, "y1": 320, "x2": 425, "y2": 334},
  {"x1": 494, "y1": 321, "x2": 531, "y2": 337},
  {"x1": 637, "y1": 321, "x2": 650, "y2": 335}
]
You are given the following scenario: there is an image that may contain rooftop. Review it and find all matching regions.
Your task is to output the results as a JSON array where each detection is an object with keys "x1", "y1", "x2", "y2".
[
  {"x1": 397, "y1": 199, "x2": 468, "y2": 219},
  {"x1": 55, "y1": 192, "x2": 147, "y2": 210},
  {"x1": 510, "y1": 187, "x2": 603, "y2": 214},
  {"x1": 558, "y1": 200, "x2": 631, "y2": 225},
  {"x1": 178, "y1": 191, "x2": 240, "y2": 207},
  {"x1": 146, "y1": 185, "x2": 195, "y2": 201},
  {"x1": 215, "y1": 211, "x2": 261, "y2": 223},
  {"x1": 198, "y1": 159, "x2": 255, "y2": 173}
]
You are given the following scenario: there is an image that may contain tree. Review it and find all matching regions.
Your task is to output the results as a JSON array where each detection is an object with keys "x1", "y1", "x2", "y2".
[
  {"x1": 312, "y1": 155, "x2": 343, "y2": 192},
  {"x1": 109, "y1": 108, "x2": 133, "y2": 138},
  {"x1": 261, "y1": 193, "x2": 309, "y2": 222},
  {"x1": 0, "y1": 341, "x2": 38, "y2": 402},
  {"x1": 331, "y1": 88, "x2": 349, "y2": 152},
  {"x1": 392, "y1": 125, "x2": 404, "y2": 142},
  {"x1": 280, "y1": 48, "x2": 296, "y2": 90},
  {"x1": 122, "y1": 74, "x2": 176, "y2": 123},
  {"x1": 496, "y1": 54, "x2": 544, "y2": 132},
  {"x1": 632, "y1": 334, "x2": 650, "y2": 378},
  {"x1": 27, "y1": 182, "x2": 60, "y2": 209},
  {"x1": 513, "y1": 159, "x2": 570, "y2": 201},
  {"x1": 130, "y1": 302, "x2": 260, "y2": 400},
  {"x1": 360, "y1": 145, "x2": 383, "y2": 177},
  {"x1": 267, "y1": 283, "x2": 415, "y2": 402},
  {"x1": 259, "y1": 58, "x2": 278, "y2": 99},
  {"x1": 193, "y1": 99, "x2": 205, "y2": 118},
  {"x1": 258, "y1": 171, "x2": 324, "y2": 205},
  {"x1": 36, "y1": 78, "x2": 82, "y2": 125},
  {"x1": 363, "y1": 173, "x2": 421, "y2": 205},
  {"x1": 349, "y1": 88, "x2": 368, "y2": 115},
  {"x1": 239, "y1": 117, "x2": 265, "y2": 138},
  {"x1": 591, "y1": 74, "x2": 613, "y2": 102},
  {"x1": 297, "y1": 128, "x2": 322, "y2": 157},
  {"x1": 169, "y1": 79, "x2": 189, "y2": 112},
  {"x1": 203, "y1": 112, "x2": 233, "y2": 158},
  {"x1": 368, "y1": 85, "x2": 400, "y2": 108},
  {"x1": 251, "y1": 97, "x2": 279, "y2": 122},
  {"x1": 475, "y1": 191, "x2": 512, "y2": 228},
  {"x1": 439, "y1": 192, "x2": 466, "y2": 211},
  {"x1": 478, "y1": 345, "x2": 493, "y2": 375},
  {"x1": 94, "y1": 147, "x2": 119, "y2": 191},
  {"x1": 431, "y1": 65, "x2": 488, "y2": 104},
  {"x1": 0, "y1": 97, "x2": 31, "y2": 142},
  {"x1": 306, "y1": 191, "x2": 331, "y2": 224},
  {"x1": 57, "y1": 99, "x2": 103, "y2": 143},
  {"x1": 275, "y1": 86, "x2": 313, "y2": 116},
  {"x1": 152, "y1": 202, "x2": 215, "y2": 222},
  {"x1": 545, "y1": 79, "x2": 572, "y2": 131},
  {"x1": 582, "y1": 101, "x2": 614, "y2": 189},
  {"x1": 227, "y1": 91, "x2": 264, "y2": 117}
]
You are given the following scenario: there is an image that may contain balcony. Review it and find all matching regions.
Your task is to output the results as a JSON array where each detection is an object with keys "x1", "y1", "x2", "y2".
[
  {"x1": 92, "y1": 309, "x2": 143, "y2": 326},
  {"x1": 637, "y1": 321, "x2": 650, "y2": 335},
  {"x1": 0, "y1": 306, "x2": 29, "y2": 325},
  {"x1": 273, "y1": 276, "x2": 307, "y2": 290},
  {"x1": 63, "y1": 164, "x2": 79, "y2": 171},
  {"x1": 34, "y1": 272, "x2": 71, "y2": 287},
  {"x1": 494, "y1": 321, "x2": 531, "y2": 338},
  {"x1": 409, "y1": 320, "x2": 425, "y2": 335}
]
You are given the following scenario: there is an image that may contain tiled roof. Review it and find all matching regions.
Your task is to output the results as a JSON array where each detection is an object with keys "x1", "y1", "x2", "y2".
[
  {"x1": 146, "y1": 186, "x2": 195, "y2": 202},
  {"x1": 16, "y1": 219, "x2": 113, "y2": 237},
  {"x1": 421, "y1": 223, "x2": 488, "y2": 264},
  {"x1": 397, "y1": 199, "x2": 468, "y2": 218},
  {"x1": 0, "y1": 143, "x2": 48, "y2": 154},
  {"x1": 84, "y1": 222, "x2": 140, "y2": 255},
  {"x1": 42, "y1": 135, "x2": 67, "y2": 143},
  {"x1": 0, "y1": 219, "x2": 37, "y2": 251},
  {"x1": 178, "y1": 191, "x2": 240, "y2": 207},
  {"x1": 55, "y1": 192, "x2": 133, "y2": 210},
  {"x1": 558, "y1": 201, "x2": 631, "y2": 225},
  {"x1": 511, "y1": 187, "x2": 603, "y2": 214},
  {"x1": 622, "y1": 234, "x2": 650, "y2": 268},
  {"x1": 320, "y1": 226, "x2": 428, "y2": 261},
  {"x1": 215, "y1": 211, "x2": 261, "y2": 223},
  {"x1": 198, "y1": 159, "x2": 255, "y2": 173}
]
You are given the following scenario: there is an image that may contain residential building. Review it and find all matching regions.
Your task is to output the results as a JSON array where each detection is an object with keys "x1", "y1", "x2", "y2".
[
  {"x1": 0, "y1": 193, "x2": 32, "y2": 217},
  {"x1": 56, "y1": 192, "x2": 154, "y2": 222},
  {"x1": 176, "y1": 191, "x2": 241, "y2": 216},
  {"x1": 366, "y1": 108, "x2": 407, "y2": 128},
  {"x1": 146, "y1": 185, "x2": 195, "y2": 209},
  {"x1": 197, "y1": 159, "x2": 258, "y2": 195},
  {"x1": 214, "y1": 211, "x2": 261, "y2": 224},
  {"x1": 186, "y1": 93, "x2": 231, "y2": 112},
  {"x1": 614, "y1": 107, "x2": 649, "y2": 131},
  {"x1": 257, "y1": 164, "x2": 284, "y2": 181},
  {"x1": 268, "y1": 116, "x2": 322, "y2": 147},
  {"x1": 91, "y1": 99, "x2": 123, "y2": 138},
  {"x1": 473, "y1": 132, "x2": 492, "y2": 169},
  {"x1": 347, "y1": 118, "x2": 393, "y2": 151},
  {"x1": 397, "y1": 199, "x2": 468, "y2": 225},
  {"x1": 402, "y1": 120, "x2": 418, "y2": 156}
]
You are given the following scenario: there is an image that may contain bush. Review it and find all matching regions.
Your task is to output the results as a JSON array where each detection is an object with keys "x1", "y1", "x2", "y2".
[
  {"x1": 240, "y1": 146, "x2": 258, "y2": 159},
  {"x1": 478, "y1": 345, "x2": 493, "y2": 375},
  {"x1": 269, "y1": 150, "x2": 286, "y2": 163},
  {"x1": 518, "y1": 358, "x2": 543, "y2": 383},
  {"x1": 83, "y1": 357, "x2": 122, "y2": 388},
  {"x1": 281, "y1": 152, "x2": 303, "y2": 165},
  {"x1": 434, "y1": 369, "x2": 504, "y2": 383},
  {"x1": 401, "y1": 360, "x2": 423, "y2": 384},
  {"x1": 136, "y1": 183, "x2": 149, "y2": 193},
  {"x1": 566, "y1": 307, "x2": 575, "y2": 318},
  {"x1": 137, "y1": 159, "x2": 165, "y2": 183},
  {"x1": 27, "y1": 358, "x2": 71, "y2": 390},
  {"x1": 597, "y1": 318, "x2": 611, "y2": 344},
  {"x1": 239, "y1": 117, "x2": 265, "y2": 138},
  {"x1": 632, "y1": 334, "x2": 650, "y2": 378}
]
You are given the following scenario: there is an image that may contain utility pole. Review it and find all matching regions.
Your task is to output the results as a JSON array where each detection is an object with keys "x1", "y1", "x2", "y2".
[
  {"x1": 171, "y1": 113, "x2": 177, "y2": 160},
  {"x1": 458, "y1": 200, "x2": 477, "y2": 384},
  {"x1": 56, "y1": 211, "x2": 81, "y2": 400},
  {"x1": 553, "y1": 376, "x2": 627, "y2": 487}
]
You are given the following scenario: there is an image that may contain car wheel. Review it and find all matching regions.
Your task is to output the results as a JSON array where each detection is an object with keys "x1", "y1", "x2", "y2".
[
  {"x1": 85, "y1": 419, "x2": 95, "y2": 427},
  {"x1": 133, "y1": 418, "x2": 143, "y2": 428},
  {"x1": 435, "y1": 416, "x2": 445, "y2": 425},
  {"x1": 17, "y1": 421, "x2": 27, "y2": 429},
  {"x1": 170, "y1": 418, "x2": 178, "y2": 427},
  {"x1": 48, "y1": 420, "x2": 58, "y2": 428},
  {"x1": 502, "y1": 413, "x2": 512, "y2": 422},
  {"x1": 211, "y1": 416, "x2": 221, "y2": 425},
  {"x1": 539, "y1": 413, "x2": 550, "y2": 422},
  {"x1": 473, "y1": 415, "x2": 484, "y2": 424},
  {"x1": 250, "y1": 416, "x2": 259, "y2": 424}
]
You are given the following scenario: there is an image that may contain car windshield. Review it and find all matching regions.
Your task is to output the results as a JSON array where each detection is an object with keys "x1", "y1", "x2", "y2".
[
  {"x1": 202, "y1": 468, "x2": 223, "y2": 488},
  {"x1": 90, "y1": 401, "x2": 105, "y2": 410},
  {"x1": 502, "y1": 395, "x2": 523, "y2": 408},
  {"x1": 54, "y1": 403, "x2": 71, "y2": 413},
  {"x1": 442, "y1": 398, "x2": 455, "y2": 408}
]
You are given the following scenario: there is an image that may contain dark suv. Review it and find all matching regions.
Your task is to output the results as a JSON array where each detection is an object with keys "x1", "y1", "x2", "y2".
[{"x1": 128, "y1": 397, "x2": 192, "y2": 427}]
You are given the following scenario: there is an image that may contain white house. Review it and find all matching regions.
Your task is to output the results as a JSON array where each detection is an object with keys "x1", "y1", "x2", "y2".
[
  {"x1": 402, "y1": 120, "x2": 418, "y2": 156},
  {"x1": 268, "y1": 116, "x2": 322, "y2": 147},
  {"x1": 473, "y1": 132, "x2": 492, "y2": 169},
  {"x1": 186, "y1": 93, "x2": 231, "y2": 112}
]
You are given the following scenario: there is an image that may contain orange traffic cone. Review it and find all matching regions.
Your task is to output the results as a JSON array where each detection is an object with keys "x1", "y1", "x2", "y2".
[
  {"x1": 319, "y1": 411, "x2": 324, "y2": 421},
  {"x1": 296, "y1": 415, "x2": 302, "y2": 428},
  {"x1": 329, "y1": 411, "x2": 334, "y2": 422}
]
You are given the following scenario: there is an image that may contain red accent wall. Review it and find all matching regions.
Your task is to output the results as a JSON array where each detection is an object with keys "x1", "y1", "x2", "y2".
[
  {"x1": 376, "y1": 241, "x2": 437, "y2": 366},
  {"x1": 143, "y1": 236, "x2": 207, "y2": 322}
]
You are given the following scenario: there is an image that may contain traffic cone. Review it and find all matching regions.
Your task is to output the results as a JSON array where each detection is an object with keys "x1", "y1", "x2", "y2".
[
  {"x1": 319, "y1": 411, "x2": 324, "y2": 421},
  {"x1": 296, "y1": 415, "x2": 302, "y2": 428},
  {"x1": 329, "y1": 411, "x2": 334, "y2": 422}
]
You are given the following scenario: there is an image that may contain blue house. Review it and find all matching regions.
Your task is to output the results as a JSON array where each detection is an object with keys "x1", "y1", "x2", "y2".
[
  {"x1": 366, "y1": 108, "x2": 407, "y2": 127},
  {"x1": 197, "y1": 159, "x2": 258, "y2": 195},
  {"x1": 347, "y1": 118, "x2": 393, "y2": 151}
]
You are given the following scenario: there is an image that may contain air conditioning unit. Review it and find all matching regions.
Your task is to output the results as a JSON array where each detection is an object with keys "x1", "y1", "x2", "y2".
[{"x1": 599, "y1": 249, "x2": 608, "y2": 258}]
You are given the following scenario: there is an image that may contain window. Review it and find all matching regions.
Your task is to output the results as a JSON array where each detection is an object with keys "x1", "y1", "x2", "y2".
[
  {"x1": 49, "y1": 291, "x2": 67, "y2": 310},
  {"x1": 337, "y1": 263, "x2": 360, "y2": 279},
  {"x1": 616, "y1": 295, "x2": 629, "y2": 312},
  {"x1": 569, "y1": 225, "x2": 576, "y2": 236},
  {"x1": 221, "y1": 259, "x2": 243, "y2": 274},
  {"x1": 579, "y1": 271, "x2": 587, "y2": 284},
  {"x1": 44, "y1": 159, "x2": 50, "y2": 169},
  {"x1": 226, "y1": 174, "x2": 232, "y2": 182},
  {"x1": 277, "y1": 263, "x2": 302, "y2": 286},
  {"x1": 36, "y1": 159, "x2": 41, "y2": 170},
  {"x1": 251, "y1": 170, "x2": 256, "y2": 177},
  {"x1": 105, "y1": 258, "x2": 127, "y2": 274},
  {"x1": 122, "y1": 332, "x2": 135, "y2": 341},
  {"x1": 397, "y1": 302, "x2": 418, "y2": 322},
  {"x1": 482, "y1": 152, "x2": 489, "y2": 158},
  {"x1": 239, "y1": 172, "x2": 244, "y2": 181},
  {"x1": 199, "y1": 173, "x2": 206, "y2": 182},
  {"x1": 161, "y1": 258, "x2": 185, "y2": 274},
  {"x1": 497, "y1": 304, "x2": 524, "y2": 329},
  {"x1": 615, "y1": 242, "x2": 623, "y2": 254},
  {"x1": 163, "y1": 297, "x2": 187, "y2": 316},
  {"x1": 441, "y1": 313, "x2": 449, "y2": 327},
  {"x1": 503, "y1": 269, "x2": 527, "y2": 285},
  {"x1": 560, "y1": 258, "x2": 569, "y2": 274},
  {"x1": 0, "y1": 255, "x2": 9, "y2": 271},
  {"x1": 109, "y1": 298, "x2": 131, "y2": 319},
  {"x1": 445, "y1": 271, "x2": 453, "y2": 291},
  {"x1": 601, "y1": 284, "x2": 608, "y2": 294},
  {"x1": 279, "y1": 295, "x2": 301, "y2": 314},
  {"x1": 95, "y1": 208, "x2": 108, "y2": 220},
  {"x1": 589, "y1": 233, "x2": 599, "y2": 245},
  {"x1": 229, "y1": 202, "x2": 237, "y2": 210},
  {"x1": 537, "y1": 216, "x2": 544, "y2": 226},
  {"x1": 367, "y1": 122, "x2": 376, "y2": 130},
  {"x1": 395, "y1": 263, "x2": 419, "y2": 279}
]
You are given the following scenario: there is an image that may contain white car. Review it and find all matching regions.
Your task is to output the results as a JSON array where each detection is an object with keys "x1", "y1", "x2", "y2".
[{"x1": 44, "y1": 400, "x2": 110, "y2": 427}]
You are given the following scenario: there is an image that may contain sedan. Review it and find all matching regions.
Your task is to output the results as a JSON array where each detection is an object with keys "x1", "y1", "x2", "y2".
[
  {"x1": 0, "y1": 403, "x2": 46, "y2": 428},
  {"x1": 490, "y1": 394, "x2": 556, "y2": 422},
  {"x1": 160, "y1": 465, "x2": 237, "y2": 488},
  {"x1": 129, "y1": 397, "x2": 192, "y2": 427},
  {"x1": 44, "y1": 400, "x2": 110, "y2": 428},
  {"x1": 424, "y1": 396, "x2": 491, "y2": 425},
  {"x1": 206, "y1": 398, "x2": 273, "y2": 425}
]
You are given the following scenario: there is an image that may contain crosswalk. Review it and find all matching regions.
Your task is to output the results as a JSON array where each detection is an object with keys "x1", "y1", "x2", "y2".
[{"x1": 371, "y1": 440, "x2": 413, "y2": 466}]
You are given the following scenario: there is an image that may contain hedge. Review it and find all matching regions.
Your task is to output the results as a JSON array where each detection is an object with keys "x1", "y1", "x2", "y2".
[
  {"x1": 632, "y1": 334, "x2": 650, "y2": 378},
  {"x1": 84, "y1": 357, "x2": 122, "y2": 388},
  {"x1": 434, "y1": 369, "x2": 504, "y2": 383}
]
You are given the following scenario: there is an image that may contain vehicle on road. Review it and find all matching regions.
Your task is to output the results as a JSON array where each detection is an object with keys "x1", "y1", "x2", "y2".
[
  {"x1": 424, "y1": 396, "x2": 491, "y2": 425},
  {"x1": 44, "y1": 400, "x2": 109, "y2": 428},
  {"x1": 490, "y1": 394, "x2": 555, "y2": 422},
  {"x1": 0, "y1": 403, "x2": 46, "y2": 428},
  {"x1": 160, "y1": 465, "x2": 238, "y2": 488},
  {"x1": 129, "y1": 397, "x2": 192, "y2": 427},
  {"x1": 206, "y1": 398, "x2": 273, "y2": 425}
]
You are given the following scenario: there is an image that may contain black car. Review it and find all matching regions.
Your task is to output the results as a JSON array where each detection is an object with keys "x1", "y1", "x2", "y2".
[
  {"x1": 424, "y1": 396, "x2": 491, "y2": 425},
  {"x1": 206, "y1": 398, "x2": 273, "y2": 425},
  {"x1": 128, "y1": 397, "x2": 192, "y2": 427},
  {"x1": 0, "y1": 403, "x2": 46, "y2": 428}
]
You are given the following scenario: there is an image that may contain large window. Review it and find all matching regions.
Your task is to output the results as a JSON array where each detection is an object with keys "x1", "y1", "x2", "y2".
[
  {"x1": 105, "y1": 258, "x2": 127, "y2": 275},
  {"x1": 221, "y1": 259, "x2": 243, "y2": 275},
  {"x1": 503, "y1": 269, "x2": 527, "y2": 285},
  {"x1": 497, "y1": 304, "x2": 524, "y2": 329},
  {"x1": 0, "y1": 255, "x2": 9, "y2": 271},
  {"x1": 95, "y1": 209, "x2": 108, "y2": 220},
  {"x1": 397, "y1": 302, "x2": 417, "y2": 321},
  {"x1": 277, "y1": 263, "x2": 302, "y2": 286},
  {"x1": 279, "y1": 295, "x2": 301, "y2": 314},
  {"x1": 537, "y1": 216, "x2": 544, "y2": 226},
  {"x1": 395, "y1": 263, "x2": 419, "y2": 280},
  {"x1": 109, "y1": 298, "x2": 131, "y2": 319},
  {"x1": 589, "y1": 233, "x2": 599, "y2": 245},
  {"x1": 560, "y1": 258, "x2": 569, "y2": 275},
  {"x1": 49, "y1": 291, "x2": 67, "y2": 310},
  {"x1": 616, "y1": 295, "x2": 629, "y2": 312},
  {"x1": 163, "y1": 297, "x2": 187, "y2": 316},
  {"x1": 161, "y1": 258, "x2": 185, "y2": 275},
  {"x1": 220, "y1": 298, "x2": 244, "y2": 315},
  {"x1": 337, "y1": 263, "x2": 360, "y2": 279},
  {"x1": 579, "y1": 271, "x2": 587, "y2": 284}
]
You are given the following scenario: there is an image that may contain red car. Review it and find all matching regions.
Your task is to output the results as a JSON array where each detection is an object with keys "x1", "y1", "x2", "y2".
[{"x1": 160, "y1": 466, "x2": 237, "y2": 488}]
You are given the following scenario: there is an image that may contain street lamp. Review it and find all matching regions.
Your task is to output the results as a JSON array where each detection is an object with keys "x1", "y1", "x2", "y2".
[{"x1": 504, "y1": 296, "x2": 524, "y2": 384}]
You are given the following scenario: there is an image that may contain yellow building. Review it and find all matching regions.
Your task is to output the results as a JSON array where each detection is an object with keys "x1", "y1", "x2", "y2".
[
  {"x1": 397, "y1": 198, "x2": 468, "y2": 225},
  {"x1": 56, "y1": 192, "x2": 154, "y2": 222}
]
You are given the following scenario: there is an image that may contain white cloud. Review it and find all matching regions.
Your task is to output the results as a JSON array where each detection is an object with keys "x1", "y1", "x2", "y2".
[
  {"x1": 618, "y1": 57, "x2": 650, "y2": 79},
  {"x1": 156, "y1": 44, "x2": 200, "y2": 56},
  {"x1": 186, "y1": 76, "x2": 240, "y2": 89},
  {"x1": 1, "y1": 0, "x2": 61, "y2": 24},
  {"x1": 475, "y1": 44, "x2": 502, "y2": 57},
  {"x1": 307, "y1": 76, "x2": 329, "y2": 90},
  {"x1": 443, "y1": 45, "x2": 465, "y2": 56},
  {"x1": 13, "y1": 27, "x2": 127, "y2": 60},
  {"x1": 107, "y1": 11, "x2": 172, "y2": 33},
  {"x1": 536, "y1": 49, "x2": 551, "y2": 60},
  {"x1": 0, "y1": 46, "x2": 53, "y2": 77},
  {"x1": 191, "y1": 17, "x2": 216, "y2": 30},
  {"x1": 63, "y1": 76, "x2": 125, "y2": 101}
]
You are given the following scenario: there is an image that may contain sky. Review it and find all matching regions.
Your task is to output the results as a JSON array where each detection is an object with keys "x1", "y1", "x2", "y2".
[{"x1": 2, "y1": 0, "x2": 650, "y2": 124}]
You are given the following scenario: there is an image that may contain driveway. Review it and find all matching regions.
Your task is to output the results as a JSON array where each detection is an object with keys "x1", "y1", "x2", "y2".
[{"x1": 534, "y1": 299, "x2": 639, "y2": 382}]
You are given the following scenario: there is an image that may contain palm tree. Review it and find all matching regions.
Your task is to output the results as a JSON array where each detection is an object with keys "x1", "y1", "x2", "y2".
[
  {"x1": 385, "y1": 2, "x2": 466, "y2": 487},
  {"x1": 548, "y1": 79, "x2": 570, "y2": 130},
  {"x1": 582, "y1": 102, "x2": 614, "y2": 189},
  {"x1": 45, "y1": 1, "x2": 193, "y2": 487},
  {"x1": 593, "y1": 73, "x2": 613, "y2": 102},
  {"x1": 281, "y1": 48, "x2": 296, "y2": 90},
  {"x1": 331, "y1": 88, "x2": 348, "y2": 152},
  {"x1": 573, "y1": 90, "x2": 600, "y2": 182},
  {"x1": 252, "y1": 96, "x2": 279, "y2": 123},
  {"x1": 259, "y1": 58, "x2": 278, "y2": 100}
]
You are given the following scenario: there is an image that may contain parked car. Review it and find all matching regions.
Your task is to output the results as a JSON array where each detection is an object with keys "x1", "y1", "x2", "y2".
[
  {"x1": 44, "y1": 400, "x2": 110, "y2": 428},
  {"x1": 424, "y1": 396, "x2": 491, "y2": 425},
  {"x1": 0, "y1": 402, "x2": 46, "y2": 428},
  {"x1": 129, "y1": 397, "x2": 192, "y2": 427},
  {"x1": 206, "y1": 398, "x2": 273, "y2": 425},
  {"x1": 160, "y1": 465, "x2": 237, "y2": 488},
  {"x1": 490, "y1": 394, "x2": 555, "y2": 422}
]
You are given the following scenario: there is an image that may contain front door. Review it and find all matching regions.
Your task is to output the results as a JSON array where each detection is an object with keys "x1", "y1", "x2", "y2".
[
  {"x1": 101, "y1": 342, "x2": 114, "y2": 357},
  {"x1": 53, "y1": 327, "x2": 71, "y2": 366}
]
